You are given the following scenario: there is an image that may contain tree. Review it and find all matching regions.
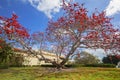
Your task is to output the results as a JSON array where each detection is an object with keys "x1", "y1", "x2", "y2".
[
  {"x1": 0, "y1": 39, "x2": 14, "y2": 67},
  {"x1": 102, "y1": 54, "x2": 120, "y2": 65},
  {"x1": 74, "y1": 51, "x2": 100, "y2": 64},
  {"x1": 0, "y1": 1, "x2": 120, "y2": 69},
  {"x1": 45, "y1": 1, "x2": 120, "y2": 68}
]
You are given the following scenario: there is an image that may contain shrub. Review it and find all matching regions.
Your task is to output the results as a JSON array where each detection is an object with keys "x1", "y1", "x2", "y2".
[
  {"x1": 41, "y1": 64, "x2": 56, "y2": 67},
  {"x1": 64, "y1": 63, "x2": 116, "y2": 68},
  {"x1": 65, "y1": 64, "x2": 84, "y2": 68},
  {"x1": 0, "y1": 63, "x2": 9, "y2": 69},
  {"x1": 9, "y1": 54, "x2": 24, "y2": 67}
]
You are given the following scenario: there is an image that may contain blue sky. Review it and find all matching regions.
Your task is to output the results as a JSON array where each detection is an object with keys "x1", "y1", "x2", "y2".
[
  {"x1": 0, "y1": 0, "x2": 120, "y2": 59},
  {"x1": 0, "y1": 0, "x2": 120, "y2": 32}
]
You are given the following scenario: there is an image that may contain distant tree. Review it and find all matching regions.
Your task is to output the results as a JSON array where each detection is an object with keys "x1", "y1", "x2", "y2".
[
  {"x1": 102, "y1": 55, "x2": 120, "y2": 65},
  {"x1": 74, "y1": 51, "x2": 100, "y2": 64}
]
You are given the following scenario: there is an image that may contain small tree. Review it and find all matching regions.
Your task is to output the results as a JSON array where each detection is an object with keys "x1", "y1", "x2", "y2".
[
  {"x1": 74, "y1": 51, "x2": 100, "y2": 64},
  {"x1": 0, "y1": 39, "x2": 13, "y2": 67}
]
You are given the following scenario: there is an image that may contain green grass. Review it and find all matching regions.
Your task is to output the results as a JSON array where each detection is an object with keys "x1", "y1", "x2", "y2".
[{"x1": 0, "y1": 67, "x2": 120, "y2": 80}]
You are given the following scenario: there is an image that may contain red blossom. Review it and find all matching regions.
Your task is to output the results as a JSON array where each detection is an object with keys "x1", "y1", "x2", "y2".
[
  {"x1": 47, "y1": 2, "x2": 120, "y2": 55},
  {"x1": 74, "y1": 3, "x2": 78, "y2": 7},
  {"x1": 0, "y1": 14, "x2": 30, "y2": 39}
]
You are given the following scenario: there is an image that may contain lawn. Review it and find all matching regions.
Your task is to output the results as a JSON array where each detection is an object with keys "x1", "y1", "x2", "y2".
[{"x1": 0, "y1": 67, "x2": 120, "y2": 80}]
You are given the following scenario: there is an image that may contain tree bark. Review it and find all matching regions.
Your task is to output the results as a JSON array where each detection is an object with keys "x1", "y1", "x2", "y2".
[{"x1": 60, "y1": 40, "x2": 81, "y2": 67}]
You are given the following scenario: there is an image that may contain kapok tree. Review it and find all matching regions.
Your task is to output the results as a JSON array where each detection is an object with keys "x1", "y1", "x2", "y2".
[
  {"x1": 46, "y1": 1, "x2": 120, "y2": 68},
  {"x1": 0, "y1": 1, "x2": 120, "y2": 69}
]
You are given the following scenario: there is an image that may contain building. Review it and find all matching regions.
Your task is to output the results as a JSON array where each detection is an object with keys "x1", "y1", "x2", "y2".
[{"x1": 14, "y1": 48, "x2": 64, "y2": 66}]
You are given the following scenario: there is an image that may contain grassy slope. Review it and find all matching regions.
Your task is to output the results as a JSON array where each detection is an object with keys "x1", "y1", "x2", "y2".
[{"x1": 0, "y1": 67, "x2": 120, "y2": 80}]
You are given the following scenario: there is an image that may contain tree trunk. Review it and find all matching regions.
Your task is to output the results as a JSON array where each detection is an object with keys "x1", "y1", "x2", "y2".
[
  {"x1": 52, "y1": 61, "x2": 67, "y2": 70},
  {"x1": 60, "y1": 40, "x2": 81, "y2": 67}
]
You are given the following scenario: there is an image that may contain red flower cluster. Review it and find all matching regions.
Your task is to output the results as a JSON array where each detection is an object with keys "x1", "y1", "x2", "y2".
[
  {"x1": 0, "y1": 14, "x2": 29, "y2": 39},
  {"x1": 47, "y1": 2, "x2": 120, "y2": 54}
]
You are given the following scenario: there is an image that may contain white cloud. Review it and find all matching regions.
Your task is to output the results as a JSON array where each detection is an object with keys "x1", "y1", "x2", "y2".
[
  {"x1": 28, "y1": 0, "x2": 63, "y2": 19},
  {"x1": 0, "y1": 20, "x2": 4, "y2": 27},
  {"x1": 105, "y1": 0, "x2": 120, "y2": 16},
  {"x1": 19, "y1": 0, "x2": 72, "y2": 18}
]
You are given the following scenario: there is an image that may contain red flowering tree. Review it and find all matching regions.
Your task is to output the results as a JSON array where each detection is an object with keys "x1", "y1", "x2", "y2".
[
  {"x1": 46, "y1": 1, "x2": 120, "y2": 68},
  {"x1": 0, "y1": 1, "x2": 120, "y2": 69}
]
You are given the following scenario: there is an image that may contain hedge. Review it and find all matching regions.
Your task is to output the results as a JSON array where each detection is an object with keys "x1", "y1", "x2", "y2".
[{"x1": 84, "y1": 63, "x2": 116, "y2": 68}]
